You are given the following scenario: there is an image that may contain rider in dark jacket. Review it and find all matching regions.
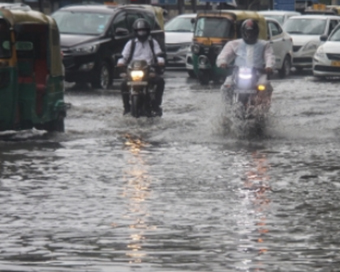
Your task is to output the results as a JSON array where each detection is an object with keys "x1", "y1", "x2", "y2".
[{"x1": 117, "y1": 18, "x2": 165, "y2": 116}]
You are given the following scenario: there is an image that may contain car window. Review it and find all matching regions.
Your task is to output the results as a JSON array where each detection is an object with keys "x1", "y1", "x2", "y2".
[
  {"x1": 268, "y1": 21, "x2": 282, "y2": 37},
  {"x1": 113, "y1": 12, "x2": 127, "y2": 30},
  {"x1": 139, "y1": 11, "x2": 159, "y2": 30},
  {"x1": 52, "y1": 11, "x2": 111, "y2": 35},
  {"x1": 284, "y1": 18, "x2": 326, "y2": 35},
  {"x1": 165, "y1": 17, "x2": 194, "y2": 32},
  {"x1": 126, "y1": 13, "x2": 140, "y2": 33},
  {"x1": 329, "y1": 26, "x2": 340, "y2": 41},
  {"x1": 264, "y1": 15, "x2": 284, "y2": 25},
  {"x1": 328, "y1": 19, "x2": 339, "y2": 35}
]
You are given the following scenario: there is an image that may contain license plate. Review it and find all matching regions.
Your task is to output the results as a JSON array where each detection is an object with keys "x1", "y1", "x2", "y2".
[
  {"x1": 331, "y1": 61, "x2": 340, "y2": 67},
  {"x1": 127, "y1": 81, "x2": 147, "y2": 86}
]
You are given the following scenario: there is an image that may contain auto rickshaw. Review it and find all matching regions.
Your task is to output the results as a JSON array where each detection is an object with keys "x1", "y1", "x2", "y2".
[
  {"x1": 0, "y1": 8, "x2": 66, "y2": 132},
  {"x1": 190, "y1": 10, "x2": 268, "y2": 85}
]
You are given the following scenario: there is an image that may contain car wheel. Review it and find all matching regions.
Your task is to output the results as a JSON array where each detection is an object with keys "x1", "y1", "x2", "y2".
[
  {"x1": 279, "y1": 55, "x2": 291, "y2": 78},
  {"x1": 91, "y1": 61, "x2": 112, "y2": 90},
  {"x1": 188, "y1": 70, "x2": 196, "y2": 78}
]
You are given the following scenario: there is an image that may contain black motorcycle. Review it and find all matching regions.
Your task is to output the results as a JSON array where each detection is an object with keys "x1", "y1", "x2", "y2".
[
  {"x1": 225, "y1": 66, "x2": 272, "y2": 120},
  {"x1": 121, "y1": 60, "x2": 161, "y2": 118}
]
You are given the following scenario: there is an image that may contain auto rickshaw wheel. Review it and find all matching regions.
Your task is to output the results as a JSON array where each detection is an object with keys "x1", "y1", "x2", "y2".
[
  {"x1": 91, "y1": 61, "x2": 112, "y2": 90},
  {"x1": 43, "y1": 113, "x2": 65, "y2": 133}
]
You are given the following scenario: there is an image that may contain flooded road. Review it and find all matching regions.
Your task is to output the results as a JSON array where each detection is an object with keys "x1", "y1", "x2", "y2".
[{"x1": 1, "y1": 69, "x2": 340, "y2": 272}]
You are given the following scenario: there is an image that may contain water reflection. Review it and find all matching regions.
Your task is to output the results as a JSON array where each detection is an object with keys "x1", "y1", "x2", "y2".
[
  {"x1": 122, "y1": 134, "x2": 154, "y2": 264},
  {"x1": 238, "y1": 150, "x2": 272, "y2": 271}
]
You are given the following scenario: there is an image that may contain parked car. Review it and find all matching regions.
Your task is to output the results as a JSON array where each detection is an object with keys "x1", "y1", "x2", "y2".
[
  {"x1": 186, "y1": 16, "x2": 293, "y2": 79},
  {"x1": 283, "y1": 15, "x2": 340, "y2": 71},
  {"x1": 258, "y1": 10, "x2": 300, "y2": 26},
  {"x1": 165, "y1": 13, "x2": 196, "y2": 68},
  {"x1": 313, "y1": 23, "x2": 340, "y2": 78},
  {"x1": 52, "y1": 4, "x2": 166, "y2": 90},
  {"x1": 265, "y1": 17, "x2": 293, "y2": 78}
]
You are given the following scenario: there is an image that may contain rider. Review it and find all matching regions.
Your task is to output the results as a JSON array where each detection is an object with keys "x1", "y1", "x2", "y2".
[
  {"x1": 117, "y1": 18, "x2": 165, "y2": 115},
  {"x1": 216, "y1": 19, "x2": 275, "y2": 96}
]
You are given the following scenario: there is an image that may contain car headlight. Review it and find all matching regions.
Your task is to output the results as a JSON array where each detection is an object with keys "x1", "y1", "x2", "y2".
[
  {"x1": 301, "y1": 41, "x2": 319, "y2": 52},
  {"x1": 71, "y1": 44, "x2": 99, "y2": 54},
  {"x1": 191, "y1": 44, "x2": 200, "y2": 54},
  {"x1": 314, "y1": 46, "x2": 326, "y2": 59}
]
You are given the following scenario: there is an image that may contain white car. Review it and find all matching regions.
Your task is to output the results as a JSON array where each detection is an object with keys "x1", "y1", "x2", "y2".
[
  {"x1": 258, "y1": 10, "x2": 301, "y2": 26},
  {"x1": 283, "y1": 15, "x2": 340, "y2": 71},
  {"x1": 165, "y1": 13, "x2": 196, "y2": 68},
  {"x1": 313, "y1": 24, "x2": 340, "y2": 78},
  {"x1": 186, "y1": 17, "x2": 293, "y2": 78}
]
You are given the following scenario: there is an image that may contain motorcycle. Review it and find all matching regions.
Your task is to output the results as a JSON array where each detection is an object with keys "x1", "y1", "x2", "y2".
[
  {"x1": 222, "y1": 66, "x2": 272, "y2": 135},
  {"x1": 121, "y1": 60, "x2": 162, "y2": 118}
]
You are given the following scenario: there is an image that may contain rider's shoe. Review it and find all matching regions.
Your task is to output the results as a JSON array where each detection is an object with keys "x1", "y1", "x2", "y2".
[
  {"x1": 153, "y1": 106, "x2": 163, "y2": 117},
  {"x1": 123, "y1": 107, "x2": 130, "y2": 115}
]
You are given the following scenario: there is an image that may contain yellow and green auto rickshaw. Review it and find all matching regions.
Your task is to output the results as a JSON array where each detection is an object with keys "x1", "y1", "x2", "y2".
[
  {"x1": 190, "y1": 10, "x2": 268, "y2": 85},
  {"x1": 0, "y1": 8, "x2": 66, "y2": 132}
]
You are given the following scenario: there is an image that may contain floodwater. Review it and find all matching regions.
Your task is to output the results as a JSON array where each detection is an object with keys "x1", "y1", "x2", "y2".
[{"x1": 1, "y1": 70, "x2": 340, "y2": 272}]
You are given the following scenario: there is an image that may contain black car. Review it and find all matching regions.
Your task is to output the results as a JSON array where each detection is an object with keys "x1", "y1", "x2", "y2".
[{"x1": 52, "y1": 4, "x2": 166, "y2": 89}]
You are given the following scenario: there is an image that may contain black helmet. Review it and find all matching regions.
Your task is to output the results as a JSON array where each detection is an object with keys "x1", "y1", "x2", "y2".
[
  {"x1": 133, "y1": 18, "x2": 151, "y2": 42},
  {"x1": 241, "y1": 19, "x2": 259, "y2": 44}
]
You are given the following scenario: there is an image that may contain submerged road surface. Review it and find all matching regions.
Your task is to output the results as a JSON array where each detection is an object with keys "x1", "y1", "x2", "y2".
[{"x1": 1, "y1": 69, "x2": 340, "y2": 271}]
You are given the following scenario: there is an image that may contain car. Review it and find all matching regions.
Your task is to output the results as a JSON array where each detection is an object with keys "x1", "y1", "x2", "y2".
[
  {"x1": 313, "y1": 23, "x2": 340, "y2": 78},
  {"x1": 51, "y1": 4, "x2": 166, "y2": 90},
  {"x1": 186, "y1": 16, "x2": 293, "y2": 79},
  {"x1": 258, "y1": 10, "x2": 301, "y2": 26},
  {"x1": 283, "y1": 15, "x2": 340, "y2": 71},
  {"x1": 265, "y1": 17, "x2": 293, "y2": 78},
  {"x1": 164, "y1": 13, "x2": 196, "y2": 68}
]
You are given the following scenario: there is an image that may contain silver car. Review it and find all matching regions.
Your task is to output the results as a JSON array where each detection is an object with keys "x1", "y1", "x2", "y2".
[
  {"x1": 313, "y1": 24, "x2": 340, "y2": 78},
  {"x1": 165, "y1": 14, "x2": 196, "y2": 67}
]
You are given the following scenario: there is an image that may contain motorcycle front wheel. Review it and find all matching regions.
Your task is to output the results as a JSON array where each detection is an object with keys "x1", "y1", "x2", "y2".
[{"x1": 131, "y1": 95, "x2": 140, "y2": 118}]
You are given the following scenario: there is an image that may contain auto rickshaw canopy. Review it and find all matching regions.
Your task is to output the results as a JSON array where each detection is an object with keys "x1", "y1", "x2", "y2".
[
  {"x1": 195, "y1": 10, "x2": 268, "y2": 40},
  {"x1": 0, "y1": 8, "x2": 63, "y2": 76}
]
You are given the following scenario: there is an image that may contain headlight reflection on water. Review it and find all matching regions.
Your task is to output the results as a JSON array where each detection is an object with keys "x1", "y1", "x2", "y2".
[
  {"x1": 121, "y1": 134, "x2": 156, "y2": 264},
  {"x1": 237, "y1": 151, "x2": 272, "y2": 270}
]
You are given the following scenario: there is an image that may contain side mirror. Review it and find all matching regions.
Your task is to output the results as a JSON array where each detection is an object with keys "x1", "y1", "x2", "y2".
[
  {"x1": 191, "y1": 18, "x2": 196, "y2": 24},
  {"x1": 115, "y1": 27, "x2": 129, "y2": 37},
  {"x1": 320, "y1": 34, "x2": 328, "y2": 42}
]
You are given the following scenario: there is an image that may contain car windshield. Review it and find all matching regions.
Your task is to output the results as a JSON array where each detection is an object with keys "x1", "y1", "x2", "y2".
[
  {"x1": 264, "y1": 14, "x2": 284, "y2": 25},
  {"x1": 52, "y1": 11, "x2": 111, "y2": 35},
  {"x1": 329, "y1": 27, "x2": 340, "y2": 41},
  {"x1": 165, "y1": 17, "x2": 195, "y2": 32},
  {"x1": 284, "y1": 18, "x2": 326, "y2": 35},
  {"x1": 194, "y1": 17, "x2": 233, "y2": 38}
]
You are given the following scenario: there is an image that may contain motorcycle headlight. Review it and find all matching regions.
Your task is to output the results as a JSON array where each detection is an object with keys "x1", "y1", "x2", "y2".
[
  {"x1": 191, "y1": 44, "x2": 200, "y2": 54},
  {"x1": 314, "y1": 46, "x2": 326, "y2": 59},
  {"x1": 71, "y1": 44, "x2": 99, "y2": 54},
  {"x1": 238, "y1": 67, "x2": 252, "y2": 79},
  {"x1": 130, "y1": 70, "x2": 144, "y2": 81}
]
